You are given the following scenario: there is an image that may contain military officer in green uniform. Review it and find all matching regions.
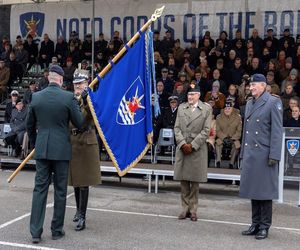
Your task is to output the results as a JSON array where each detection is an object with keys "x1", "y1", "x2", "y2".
[
  {"x1": 69, "y1": 69, "x2": 101, "y2": 231},
  {"x1": 26, "y1": 65, "x2": 84, "y2": 244}
]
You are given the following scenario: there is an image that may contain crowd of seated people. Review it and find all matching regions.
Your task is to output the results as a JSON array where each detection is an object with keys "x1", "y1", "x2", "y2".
[{"x1": 0, "y1": 27, "x2": 300, "y2": 166}]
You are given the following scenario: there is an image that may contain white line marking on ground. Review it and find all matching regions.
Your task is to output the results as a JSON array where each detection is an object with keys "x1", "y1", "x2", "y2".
[
  {"x1": 66, "y1": 205, "x2": 300, "y2": 233},
  {"x1": 0, "y1": 193, "x2": 74, "y2": 230},
  {"x1": 0, "y1": 240, "x2": 65, "y2": 250}
]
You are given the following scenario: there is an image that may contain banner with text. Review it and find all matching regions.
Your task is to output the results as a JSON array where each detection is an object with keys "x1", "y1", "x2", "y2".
[{"x1": 10, "y1": 0, "x2": 300, "y2": 45}]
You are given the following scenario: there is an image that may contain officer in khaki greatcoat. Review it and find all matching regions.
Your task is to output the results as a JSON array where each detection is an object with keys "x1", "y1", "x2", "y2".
[
  {"x1": 173, "y1": 85, "x2": 212, "y2": 221},
  {"x1": 68, "y1": 69, "x2": 101, "y2": 231}
]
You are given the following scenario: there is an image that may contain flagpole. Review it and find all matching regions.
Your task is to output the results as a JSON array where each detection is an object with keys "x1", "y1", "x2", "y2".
[
  {"x1": 89, "y1": 5, "x2": 165, "y2": 89},
  {"x1": 7, "y1": 5, "x2": 165, "y2": 183}
]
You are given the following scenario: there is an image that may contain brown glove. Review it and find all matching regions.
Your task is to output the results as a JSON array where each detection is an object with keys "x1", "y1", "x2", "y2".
[{"x1": 181, "y1": 143, "x2": 193, "y2": 155}]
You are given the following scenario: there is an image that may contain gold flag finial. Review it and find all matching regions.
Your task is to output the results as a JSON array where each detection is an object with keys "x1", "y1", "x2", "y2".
[{"x1": 151, "y1": 5, "x2": 165, "y2": 21}]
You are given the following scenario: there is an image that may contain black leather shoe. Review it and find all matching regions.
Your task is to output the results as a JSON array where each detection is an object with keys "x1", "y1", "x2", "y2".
[
  {"x1": 73, "y1": 211, "x2": 80, "y2": 222},
  {"x1": 52, "y1": 230, "x2": 65, "y2": 240},
  {"x1": 242, "y1": 225, "x2": 259, "y2": 236},
  {"x1": 32, "y1": 237, "x2": 41, "y2": 244},
  {"x1": 75, "y1": 217, "x2": 86, "y2": 231},
  {"x1": 255, "y1": 229, "x2": 268, "y2": 240}
]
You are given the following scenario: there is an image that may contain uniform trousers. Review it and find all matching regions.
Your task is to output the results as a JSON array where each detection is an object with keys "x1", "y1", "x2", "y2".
[
  {"x1": 216, "y1": 143, "x2": 238, "y2": 164},
  {"x1": 180, "y1": 181, "x2": 199, "y2": 213},
  {"x1": 30, "y1": 159, "x2": 69, "y2": 238},
  {"x1": 251, "y1": 199, "x2": 272, "y2": 230}
]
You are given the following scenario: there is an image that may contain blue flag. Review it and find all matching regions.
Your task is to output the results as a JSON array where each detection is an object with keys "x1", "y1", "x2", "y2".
[{"x1": 88, "y1": 31, "x2": 153, "y2": 176}]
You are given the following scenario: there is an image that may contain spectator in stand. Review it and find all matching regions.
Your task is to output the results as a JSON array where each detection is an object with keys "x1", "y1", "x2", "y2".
[
  {"x1": 153, "y1": 31, "x2": 162, "y2": 55},
  {"x1": 296, "y1": 35, "x2": 300, "y2": 47},
  {"x1": 81, "y1": 33, "x2": 93, "y2": 61},
  {"x1": 156, "y1": 80, "x2": 169, "y2": 110},
  {"x1": 68, "y1": 31, "x2": 81, "y2": 51},
  {"x1": 39, "y1": 34, "x2": 54, "y2": 69},
  {"x1": 226, "y1": 84, "x2": 240, "y2": 109},
  {"x1": 264, "y1": 38, "x2": 277, "y2": 59},
  {"x1": 204, "y1": 80, "x2": 226, "y2": 111},
  {"x1": 247, "y1": 57, "x2": 263, "y2": 75},
  {"x1": 230, "y1": 57, "x2": 245, "y2": 85},
  {"x1": 207, "y1": 68, "x2": 227, "y2": 94},
  {"x1": 279, "y1": 57, "x2": 293, "y2": 83},
  {"x1": 66, "y1": 42, "x2": 81, "y2": 67},
  {"x1": 216, "y1": 31, "x2": 229, "y2": 48},
  {"x1": 63, "y1": 57, "x2": 76, "y2": 90},
  {"x1": 199, "y1": 31, "x2": 215, "y2": 49},
  {"x1": 110, "y1": 31, "x2": 123, "y2": 55},
  {"x1": 13, "y1": 35, "x2": 23, "y2": 51},
  {"x1": 189, "y1": 39, "x2": 200, "y2": 66},
  {"x1": 277, "y1": 50, "x2": 286, "y2": 69},
  {"x1": 7, "y1": 52, "x2": 23, "y2": 86},
  {"x1": 3, "y1": 98, "x2": 27, "y2": 158},
  {"x1": 230, "y1": 29, "x2": 246, "y2": 50},
  {"x1": 4, "y1": 90, "x2": 18, "y2": 123},
  {"x1": 173, "y1": 82, "x2": 186, "y2": 104},
  {"x1": 264, "y1": 28, "x2": 279, "y2": 54},
  {"x1": 238, "y1": 83, "x2": 252, "y2": 118},
  {"x1": 23, "y1": 80, "x2": 38, "y2": 105},
  {"x1": 94, "y1": 33, "x2": 108, "y2": 56},
  {"x1": 181, "y1": 57, "x2": 195, "y2": 81},
  {"x1": 200, "y1": 37, "x2": 213, "y2": 55},
  {"x1": 215, "y1": 58, "x2": 231, "y2": 87},
  {"x1": 215, "y1": 101, "x2": 242, "y2": 169},
  {"x1": 249, "y1": 29, "x2": 264, "y2": 56},
  {"x1": 283, "y1": 96, "x2": 299, "y2": 126},
  {"x1": 0, "y1": 36, "x2": 9, "y2": 53},
  {"x1": 281, "y1": 40, "x2": 294, "y2": 58},
  {"x1": 154, "y1": 51, "x2": 164, "y2": 79},
  {"x1": 24, "y1": 35, "x2": 38, "y2": 71},
  {"x1": 1, "y1": 41, "x2": 12, "y2": 63},
  {"x1": 261, "y1": 47, "x2": 271, "y2": 69},
  {"x1": 104, "y1": 41, "x2": 115, "y2": 62},
  {"x1": 208, "y1": 46, "x2": 224, "y2": 69},
  {"x1": 281, "y1": 82, "x2": 297, "y2": 110},
  {"x1": 167, "y1": 58, "x2": 178, "y2": 78},
  {"x1": 197, "y1": 57, "x2": 211, "y2": 80},
  {"x1": 161, "y1": 30, "x2": 175, "y2": 61},
  {"x1": 162, "y1": 96, "x2": 178, "y2": 129},
  {"x1": 206, "y1": 110, "x2": 216, "y2": 167},
  {"x1": 281, "y1": 68, "x2": 298, "y2": 93},
  {"x1": 266, "y1": 71, "x2": 280, "y2": 95},
  {"x1": 14, "y1": 42, "x2": 28, "y2": 74},
  {"x1": 173, "y1": 39, "x2": 184, "y2": 68},
  {"x1": 38, "y1": 68, "x2": 49, "y2": 90},
  {"x1": 286, "y1": 106, "x2": 300, "y2": 127},
  {"x1": 194, "y1": 69, "x2": 207, "y2": 99},
  {"x1": 226, "y1": 49, "x2": 236, "y2": 69},
  {"x1": 177, "y1": 71, "x2": 190, "y2": 92},
  {"x1": 293, "y1": 45, "x2": 300, "y2": 70},
  {"x1": 55, "y1": 36, "x2": 68, "y2": 65},
  {"x1": 265, "y1": 59, "x2": 280, "y2": 83},
  {"x1": 160, "y1": 67, "x2": 174, "y2": 96},
  {"x1": 279, "y1": 28, "x2": 295, "y2": 49},
  {"x1": 233, "y1": 39, "x2": 246, "y2": 60},
  {"x1": 244, "y1": 47, "x2": 254, "y2": 70},
  {"x1": 0, "y1": 59, "x2": 10, "y2": 99}
]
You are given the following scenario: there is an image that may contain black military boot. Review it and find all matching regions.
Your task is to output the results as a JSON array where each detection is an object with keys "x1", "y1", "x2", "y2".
[
  {"x1": 73, "y1": 187, "x2": 80, "y2": 222},
  {"x1": 75, "y1": 187, "x2": 89, "y2": 231}
]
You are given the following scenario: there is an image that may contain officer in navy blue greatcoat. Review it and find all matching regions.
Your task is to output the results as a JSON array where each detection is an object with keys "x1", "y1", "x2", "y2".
[
  {"x1": 239, "y1": 74, "x2": 283, "y2": 240},
  {"x1": 26, "y1": 65, "x2": 84, "y2": 244}
]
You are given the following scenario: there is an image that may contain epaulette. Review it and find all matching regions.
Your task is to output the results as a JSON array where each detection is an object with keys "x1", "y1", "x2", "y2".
[{"x1": 271, "y1": 93, "x2": 280, "y2": 98}]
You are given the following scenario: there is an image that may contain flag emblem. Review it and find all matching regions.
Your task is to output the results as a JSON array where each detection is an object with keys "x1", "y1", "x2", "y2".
[
  {"x1": 287, "y1": 140, "x2": 299, "y2": 156},
  {"x1": 117, "y1": 77, "x2": 145, "y2": 125}
]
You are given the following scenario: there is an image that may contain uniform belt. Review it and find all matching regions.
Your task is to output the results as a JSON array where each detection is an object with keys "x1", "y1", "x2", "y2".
[{"x1": 71, "y1": 127, "x2": 93, "y2": 136}]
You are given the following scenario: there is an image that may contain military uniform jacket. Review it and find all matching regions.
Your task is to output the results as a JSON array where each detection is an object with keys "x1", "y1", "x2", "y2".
[
  {"x1": 68, "y1": 100, "x2": 101, "y2": 187},
  {"x1": 173, "y1": 101, "x2": 212, "y2": 182},
  {"x1": 26, "y1": 83, "x2": 84, "y2": 160},
  {"x1": 162, "y1": 107, "x2": 178, "y2": 128},
  {"x1": 239, "y1": 91, "x2": 283, "y2": 200}
]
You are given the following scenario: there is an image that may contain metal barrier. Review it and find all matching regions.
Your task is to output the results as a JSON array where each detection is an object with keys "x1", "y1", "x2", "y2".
[{"x1": 279, "y1": 127, "x2": 300, "y2": 206}]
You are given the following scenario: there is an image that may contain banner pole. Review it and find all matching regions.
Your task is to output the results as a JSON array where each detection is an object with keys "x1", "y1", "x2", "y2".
[{"x1": 7, "y1": 5, "x2": 165, "y2": 183}]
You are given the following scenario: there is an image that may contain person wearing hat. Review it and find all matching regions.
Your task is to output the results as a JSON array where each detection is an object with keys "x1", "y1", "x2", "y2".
[
  {"x1": 266, "y1": 71, "x2": 280, "y2": 95},
  {"x1": 27, "y1": 64, "x2": 84, "y2": 243},
  {"x1": 23, "y1": 80, "x2": 38, "y2": 105},
  {"x1": 160, "y1": 67, "x2": 174, "y2": 96},
  {"x1": 3, "y1": 98, "x2": 27, "y2": 157},
  {"x1": 279, "y1": 28, "x2": 295, "y2": 48},
  {"x1": 240, "y1": 73, "x2": 283, "y2": 240},
  {"x1": 204, "y1": 80, "x2": 226, "y2": 112},
  {"x1": 68, "y1": 69, "x2": 101, "y2": 231},
  {"x1": 4, "y1": 90, "x2": 18, "y2": 122},
  {"x1": 0, "y1": 58, "x2": 10, "y2": 100},
  {"x1": 162, "y1": 95, "x2": 179, "y2": 129},
  {"x1": 174, "y1": 84, "x2": 212, "y2": 222},
  {"x1": 215, "y1": 100, "x2": 242, "y2": 168}
]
